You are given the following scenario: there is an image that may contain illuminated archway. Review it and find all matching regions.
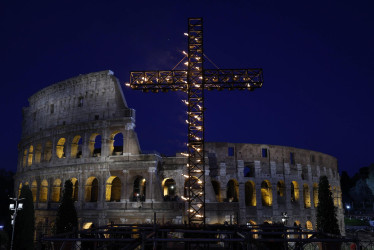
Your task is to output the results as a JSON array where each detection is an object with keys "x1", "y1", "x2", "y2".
[
  {"x1": 44, "y1": 141, "x2": 52, "y2": 162},
  {"x1": 89, "y1": 133, "x2": 101, "y2": 157},
  {"x1": 245, "y1": 181, "x2": 256, "y2": 206},
  {"x1": 39, "y1": 179, "x2": 48, "y2": 202},
  {"x1": 31, "y1": 180, "x2": 37, "y2": 202},
  {"x1": 248, "y1": 220, "x2": 258, "y2": 239},
  {"x1": 35, "y1": 144, "x2": 42, "y2": 163},
  {"x1": 313, "y1": 183, "x2": 318, "y2": 207},
  {"x1": 85, "y1": 177, "x2": 98, "y2": 202},
  {"x1": 106, "y1": 176, "x2": 121, "y2": 202},
  {"x1": 22, "y1": 149, "x2": 27, "y2": 167},
  {"x1": 51, "y1": 179, "x2": 62, "y2": 202},
  {"x1": 303, "y1": 183, "x2": 311, "y2": 208},
  {"x1": 261, "y1": 180, "x2": 272, "y2": 206},
  {"x1": 110, "y1": 132, "x2": 124, "y2": 155},
  {"x1": 333, "y1": 186, "x2": 338, "y2": 207},
  {"x1": 18, "y1": 183, "x2": 22, "y2": 198},
  {"x1": 227, "y1": 179, "x2": 239, "y2": 202},
  {"x1": 211, "y1": 180, "x2": 221, "y2": 202},
  {"x1": 71, "y1": 135, "x2": 82, "y2": 158},
  {"x1": 162, "y1": 178, "x2": 176, "y2": 201},
  {"x1": 28, "y1": 145, "x2": 34, "y2": 166},
  {"x1": 71, "y1": 178, "x2": 78, "y2": 201},
  {"x1": 306, "y1": 220, "x2": 313, "y2": 238},
  {"x1": 133, "y1": 176, "x2": 146, "y2": 201},
  {"x1": 56, "y1": 138, "x2": 66, "y2": 158},
  {"x1": 291, "y1": 181, "x2": 299, "y2": 202}
]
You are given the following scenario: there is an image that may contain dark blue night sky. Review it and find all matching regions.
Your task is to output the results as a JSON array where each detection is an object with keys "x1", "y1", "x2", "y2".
[{"x1": 1, "y1": 0, "x2": 373, "y2": 176}]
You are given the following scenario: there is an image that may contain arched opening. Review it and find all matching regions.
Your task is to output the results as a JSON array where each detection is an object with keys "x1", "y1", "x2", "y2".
[
  {"x1": 133, "y1": 176, "x2": 146, "y2": 201},
  {"x1": 110, "y1": 132, "x2": 124, "y2": 155},
  {"x1": 71, "y1": 178, "x2": 79, "y2": 201},
  {"x1": 245, "y1": 181, "x2": 256, "y2": 206},
  {"x1": 35, "y1": 144, "x2": 42, "y2": 163},
  {"x1": 313, "y1": 183, "x2": 318, "y2": 207},
  {"x1": 56, "y1": 138, "x2": 66, "y2": 158},
  {"x1": 85, "y1": 177, "x2": 98, "y2": 202},
  {"x1": 306, "y1": 220, "x2": 313, "y2": 238},
  {"x1": 71, "y1": 135, "x2": 82, "y2": 158},
  {"x1": 261, "y1": 180, "x2": 272, "y2": 206},
  {"x1": 211, "y1": 180, "x2": 221, "y2": 202},
  {"x1": 83, "y1": 222, "x2": 93, "y2": 230},
  {"x1": 303, "y1": 183, "x2": 311, "y2": 208},
  {"x1": 277, "y1": 180, "x2": 285, "y2": 197},
  {"x1": 89, "y1": 134, "x2": 101, "y2": 157},
  {"x1": 106, "y1": 176, "x2": 121, "y2": 202},
  {"x1": 31, "y1": 180, "x2": 37, "y2": 202},
  {"x1": 22, "y1": 149, "x2": 27, "y2": 167},
  {"x1": 337, "y1": 187, "x2": 342, "y2": 208},
  {"x1": 291, "y1": 181, "x2": 299, "y2": 202},
  {"x1": 248, "y1": 220, "x2": 258, "y2": 239},
  {"x1": 28, "y1": 145, "x2": 34, "y2": 166},
  {"x1": 39, "y1": 179, "x2": 48, "y2": 202},
  {"x1": 52, "y1": 179, "x2": 62, "y2": 202},
  {"x1": 162, "y1": 178, "x2": 176, "y2": 201},
  {"x1": 44, "y1": 141, "x2": 52, "y2": 162},
  {"x1": 226, "y1": 179, "x2": 239, "y2": 202}
]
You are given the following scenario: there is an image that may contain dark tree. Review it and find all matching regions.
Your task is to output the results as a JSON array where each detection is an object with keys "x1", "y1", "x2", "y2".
[
  {"x1": 316, "y1": 176, "x2": 340, "y2": 235},
  {"x1": 0, "y1": 169, "x2": 14, "y2": 247},
  {"x1": 340, "y1": 171, "x2": 352, "y2": 205},
  {"x1": 56, "y1": 180, "x2": 78, "y2": 234},
  {"x1": 349, "y1": 179, "x2": 373, "y2": 209},
  {"x1": 13, "y1": 185, "x2": 35, "y2": 250}
]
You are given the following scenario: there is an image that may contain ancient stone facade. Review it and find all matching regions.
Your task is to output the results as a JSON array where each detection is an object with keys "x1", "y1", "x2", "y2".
[{"x1": 15, "y1": 70, "x2": 344, "y2": 237}]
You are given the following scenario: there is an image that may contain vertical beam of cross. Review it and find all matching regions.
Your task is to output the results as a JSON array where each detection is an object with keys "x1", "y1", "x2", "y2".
[
  {"x1": 126, "y1": 17, "x2": 263, "y2": 226},
  {"x1": 186, "y1": 18, "x2": 205, "y2": 225}
]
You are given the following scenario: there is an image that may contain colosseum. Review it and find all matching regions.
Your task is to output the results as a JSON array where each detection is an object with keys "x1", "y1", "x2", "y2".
[{"x1": 15, "y1": 70, "x2": 344, "y2": 237}]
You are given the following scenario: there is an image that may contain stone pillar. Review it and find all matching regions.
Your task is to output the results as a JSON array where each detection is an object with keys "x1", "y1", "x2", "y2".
[
  {"x1": 76, "y1": 175, "x2": 84, "y2": 210},
  {"x1": 297, "y1": 164, "x2": 302, "y2": 179},
  {"x1": 101, "y1": 129, "x2": 110, "y2": 157},
  {"x1": 219, "y1": 162, "x2": 226, "y2": 177},
  {"x1": 147, "y1": 167, "x2": 156, "y2": 202},
  {"x1": 238, "y1": 179, "x2": 246, "y2": 225},
  {"x1": 97, "y1": 174, "x2": 105, "y2": 209},
  {"x1": 317, "y1": 165, "x2": 320, "y2": 178},
  {"x1": 307, "y1": 165, "x2": 312, "y2": 181},
  {"x1": 271, "y1": 180, "x2": 278, "y2": 212},
  {"x1": 82, "y1": 132, "x2": 90, "y2": 158},
  {"x1": 122, "y1": 170, "x2": 129, "y2": 202},
  {"x1": 254, "y1": 161, "x2": 261, "y2": 177},
  {"x1": 65, "y1": 135, "x2": 71, "y2": 159},
  {"x1": 270, "y1": 161, "x2": 276, "y2": 178}
]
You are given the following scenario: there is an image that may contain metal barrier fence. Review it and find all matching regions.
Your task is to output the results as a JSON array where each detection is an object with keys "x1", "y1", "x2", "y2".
[{"x1": 40, "y1": 223, "x2": 363, "y2": 250}]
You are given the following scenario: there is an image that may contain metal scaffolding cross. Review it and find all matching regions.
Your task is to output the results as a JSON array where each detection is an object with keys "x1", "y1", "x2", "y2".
[{"x1": 126, "y1": 18, "x2": 263, "y2": 226}]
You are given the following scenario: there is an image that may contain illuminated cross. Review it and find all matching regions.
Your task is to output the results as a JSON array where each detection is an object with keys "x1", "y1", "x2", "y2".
[{"x1": 126, "y1": 18, "x2": 263, "y2": 226}]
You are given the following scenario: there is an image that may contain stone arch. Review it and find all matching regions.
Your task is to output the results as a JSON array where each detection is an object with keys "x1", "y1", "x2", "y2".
[
  {"x1": 71, "y1": 135, "x2": 82, "y2": 158},
  {"x1": 31, "y1": 180, "x2": 37, "y2": 202},
  {"x1": 162, "y1": 178, "x2": 176, "y2": 201},
  {"x1": 22, "y1": 149, "x2": 27, "y2": 167},
  {"x1": 261, "y1": 180, "x2": 272, "y2": 206},
  {"x1": 303, "y1": 183, "x2": 311, "y2": 208},
  {"x1": 28, "y1": 145, "x2": 34, "y2": 166},
  {"x1": 226, "y1": 179, "x2": 239, "y2": 202},
  {"x1": 306, "y1": 220, "x2": 313, "y2": 238},
  {"x1": 39, "y1": 179, "x2": 48, "y2": 202},
  {"x1": 44, "y1": 141, "x2": 52, "y2": 162},
  {"x1": 89, "y1": 133, "x2": 101, "y2": 157},
  {"x1": 56, "y1": 138, "x2": 66, "y2": 158},
  {"x1": 83, "y1": 222, "x2": 93, "y2": 230},
  {"x1": 106, "y1": 176, "x2": 121, "y2": 202},
  {"x1": 291, "y1": 181, "x2": 299, "y2": 202},
  {"x1": 248, "y1": 220, "x2": 258, "y2": 239},
  {"x1": 245, "y1": 180, "x2": 256, "y2": 206},
  {"x1": 277, "y1": 180, "x2": 285, "y2": 197},
  {"x1": 85, "y1": 177, "x2": 98, "y2": 202},
  {"x1": 51, "y1": 179, "x2": 62, "y2": 202},
  {"x1": 71, "y1": 178, "x2": 79, "y2": 201},
  {"x1": 133, "y1": 176, "x2": 146, "y2": 201},
  {"x1": 110, "y1": 131, "x2": 124, "y2": 155},
  {"x1": 313, "y1": 183, "x2": 318, "y2": 207},
  {"x1": 211, "y1": 180, "x2": 221, "y2": 202},
  {"x1": 35, "y1": 144, "x2": 42, "y2": 163}
]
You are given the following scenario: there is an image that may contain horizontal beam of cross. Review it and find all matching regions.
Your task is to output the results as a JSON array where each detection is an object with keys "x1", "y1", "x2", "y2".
[{"x1": 129, "y1": 69, "x2": 263, "y2": 91}]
